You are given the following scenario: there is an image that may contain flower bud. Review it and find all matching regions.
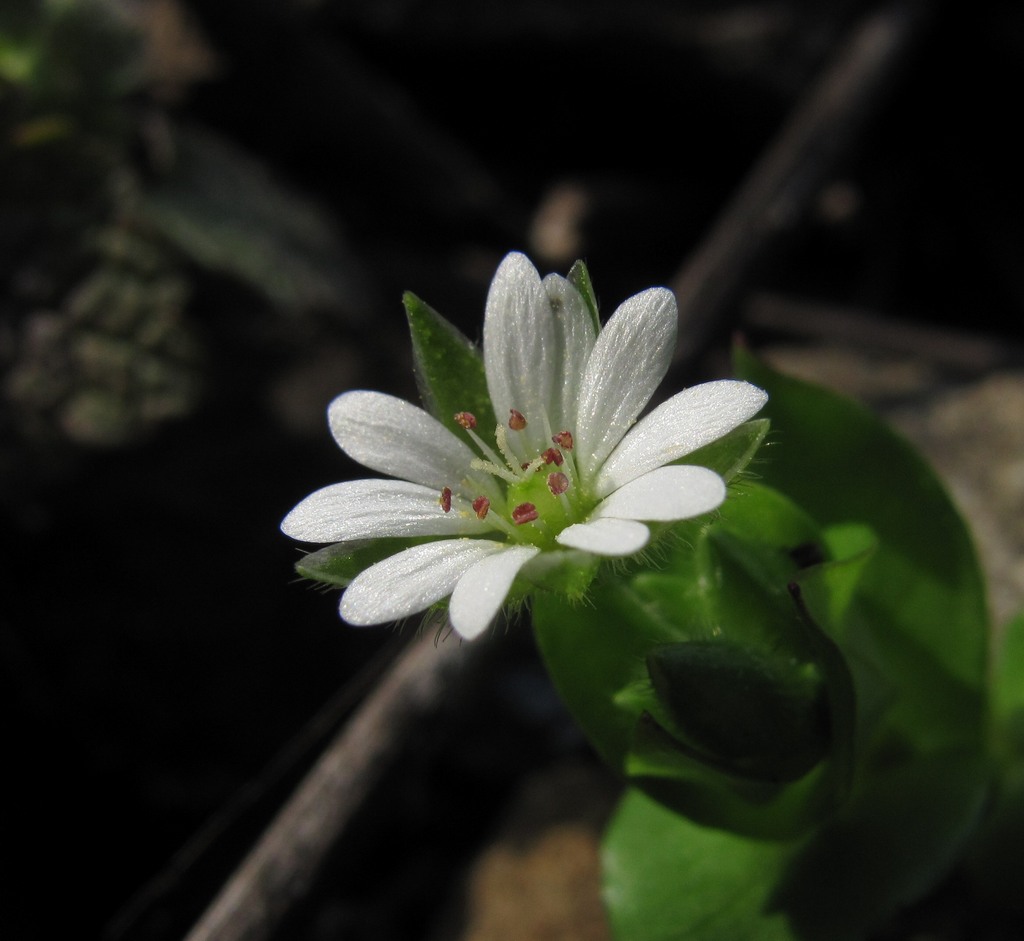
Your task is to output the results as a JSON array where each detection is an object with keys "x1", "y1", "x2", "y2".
[{"x1": 646, "y1": 640, "x2": 830, "y2": 783}]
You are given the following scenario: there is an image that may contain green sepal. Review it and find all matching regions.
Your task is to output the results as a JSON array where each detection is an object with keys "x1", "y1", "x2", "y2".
[
  {"x1": 294, "y1": 537, "x2": 424, "y2": 588},
  {"x1": 518, "y1": 548, "x2": 601, "y2": 600},
  {"x1": 676, "y1": 417, "x2": 770, "y2": 481},
  {"x1": 566, "y1": 258, "x2": 601, "y2": 332},
  {"x1": 403, "y1": 291, "x2": 496, "y2": 438}
]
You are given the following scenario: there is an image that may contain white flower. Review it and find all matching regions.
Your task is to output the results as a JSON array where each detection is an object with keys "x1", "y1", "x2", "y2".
[{"x1": 282, "y1": 253, "x2": 767, "y2": 640}]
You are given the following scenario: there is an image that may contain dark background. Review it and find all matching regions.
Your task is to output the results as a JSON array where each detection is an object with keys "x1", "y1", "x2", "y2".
[{"x1": 2, "y1": 1, "x2": 1023, "y2": 938}]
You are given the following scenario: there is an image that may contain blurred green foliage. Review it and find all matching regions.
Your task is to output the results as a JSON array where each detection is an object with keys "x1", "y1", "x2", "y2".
[{"x1": 1, "y1": 0, "x2": 364, "y2": 455}]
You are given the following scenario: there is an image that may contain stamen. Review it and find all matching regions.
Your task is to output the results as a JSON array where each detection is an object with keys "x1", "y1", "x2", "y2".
[
  {"x1": 454, "y1": 411, "x2": 477, "y2": 429},
  {"x1": 463, "y1": 426, "x2": 506, "y2": 472},
  {"x1": 439, "y1": 487, "x2": 452, "y2": 512},
  {"x1": 508, "y1": 408, "x2": 527, "y2": 431},
  {"x1": 547, "y1": 472, "x2": 569, "y2": 496},
  {"x1": 552, "y1": 431, "x2": 574, "y2": 450},
  {"x1": 512, "y1": 503, "x2": 539, "y2": 525},
  {"x1": 472, "y1": 496, "x2": 490, "y2": 519},
  {"x1": 541, "y1": 447, "x2": 564, "y2": 467},
  {"x1": 556, "y1": 441, "x2": 581, "y2": 494},
  {"x1": 494, "y1": 424, "x2": 524, "y2": 476},
  {"x1": 521, "y1": 455, "x2": 546, "y2": 476},
  {"x1": 470, "y1": 457, "x2": 519, "y2": 484}
]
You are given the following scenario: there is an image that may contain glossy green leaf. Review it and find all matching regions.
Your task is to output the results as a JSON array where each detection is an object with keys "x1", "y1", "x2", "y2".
[
  {"x1": 604, "y1": 750, "x2": 989, "y2": 941},
  {"x1": 991, "y1": 608, "x2": 1024, "y2": 739},
  {"x1": 963, "y1": 609, "x2": 1024, "y2": 909},
  {"x1": 734, "y1": 350, "x2": 989, "y2": 719},
  {"x1": 403, "y1": 291, "x2": 496, "y2": 440},
  {"x1": 770, "y1": 749, "x2": 990, "y2": 940},
  {"x1": 603, "y1": 787, "x2": 796, "y2": 941}
]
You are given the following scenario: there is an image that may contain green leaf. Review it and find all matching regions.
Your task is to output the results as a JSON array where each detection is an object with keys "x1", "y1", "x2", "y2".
[
  {"x1": 403, "y1": 291, "x2": 496, "y2": 439},
  {"x1": 603, "y1": 787, "x2": 796, "y2": 941},
  {"x1": 962, "y1": 610, "x2": 1024, "y2": 909},
  {"x1": 802, "y1": 523, "x2": 877, "y2": 629},
  {"x1": 734, "y1": 349, "x2": 990, "y2": 744},
  {"x1": 962, "y1": 758, "x2": 1024, "y2": 912},
  {"x1": 604, "y1": 751, "x2": 989, "y2": 941},
  {"x1": 991, "y1": 608, "x2": 1024, "y2": 741},
  {"x1": 770, "y1": 750, "x2": 990, "y2": 940},
  {"x1": 533, "y1": 577, "x2": 667, "y2": 771}
]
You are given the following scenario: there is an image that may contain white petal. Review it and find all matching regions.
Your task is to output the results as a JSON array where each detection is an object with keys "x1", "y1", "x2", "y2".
[
  {"x1": 575, "y1": 287, "x2": 677, "y2": 482},
  {"x1": 593, "y1": 465, "x2": 726, "y2": 522},
  {"x1": 595, "y1": 380, "x2": 768, "y2": 496},
  {"x1": 449, "y1": 545, "x2": 540, "y2": 640},
  {"x1": 542, "y1": 273, "x2": 597, "y2": 434},
  {"x1": 483, "y1": 253, "x2": 557, "y2": 458},
  {"x1": 556, "y1": 518, "x2": 650, "y2": 556},
  {"x1": 281, "y1": 479, "x2": 491, "y2": 542},
  {"x1": 329, "y1": 390, "x2": 476, "y2": 489},
  {"x1": 340, "y1": 539, "x2": 506, "y2": 626}
]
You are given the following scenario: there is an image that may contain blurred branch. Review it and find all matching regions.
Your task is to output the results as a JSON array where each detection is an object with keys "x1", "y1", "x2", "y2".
[
  {"x1": 669, "y1": 0, "x2": 928, "y2": 374},
  {"x1": 103, "y1": 635, "x2": 403, "y2": 941},
  {"x1": 180, "y1": 627, "x2": 475, "y2": 941},
  {"x1": 744, "y1": 291, "x2": 1024, "y2": 373}
]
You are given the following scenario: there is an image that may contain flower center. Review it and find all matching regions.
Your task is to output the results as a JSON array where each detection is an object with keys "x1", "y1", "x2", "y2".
[
  {"x1": 507, "y1": 470, "x2": 573, "y2": 538},
  {"x1": 440, "y1": 407, "x2": 595, "y2": 549}
]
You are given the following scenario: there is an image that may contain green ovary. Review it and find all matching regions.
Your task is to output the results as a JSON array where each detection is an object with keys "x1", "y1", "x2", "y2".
[{"x1": 505, "y1": 471, "x2": 593, "y2": 549}]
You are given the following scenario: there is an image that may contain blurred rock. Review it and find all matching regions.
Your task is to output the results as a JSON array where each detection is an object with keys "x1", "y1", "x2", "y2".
[{"x1": 444, "y1": 761, "x2": 619, "y2": 941}]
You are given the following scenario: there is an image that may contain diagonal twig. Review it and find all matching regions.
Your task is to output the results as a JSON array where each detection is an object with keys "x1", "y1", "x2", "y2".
[
  {"x1": 181, "y1": 627, "x2": 474, "y2": 941},
  {"x1": 670, "y1": 0, "x2": 929, "y2": 374}
]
